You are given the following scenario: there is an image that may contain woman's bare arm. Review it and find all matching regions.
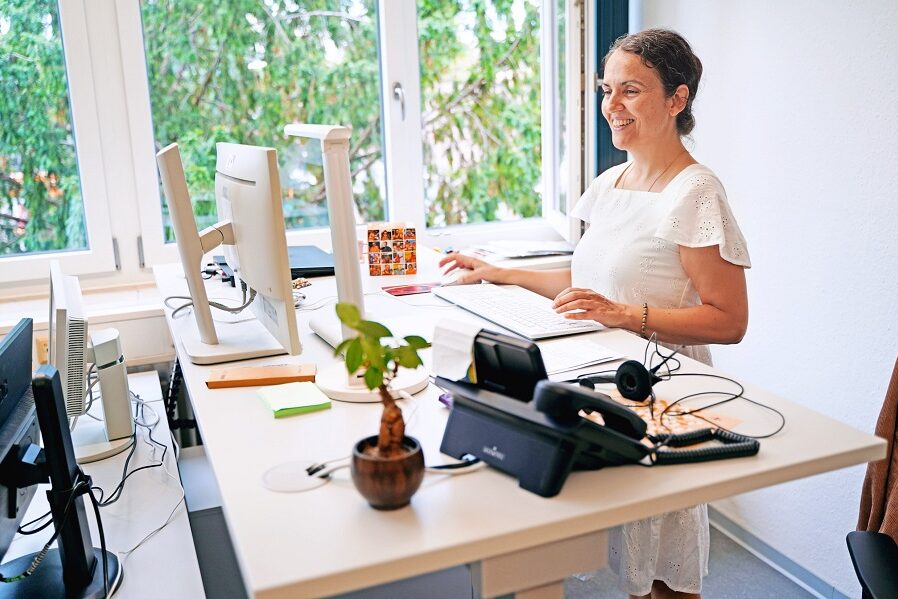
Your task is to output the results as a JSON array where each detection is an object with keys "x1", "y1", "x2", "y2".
[
  {"x1": 438, "y1": 252, "x2": 572, "y2": 299},
  {"x1": 552, "y1": 245, "x2": 748, "y2": 345}
]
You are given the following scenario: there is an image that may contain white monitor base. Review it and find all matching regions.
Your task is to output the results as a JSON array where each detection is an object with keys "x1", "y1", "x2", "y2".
[
  {"x1": 180, "y1": 318, "x2": 290, "y2": 365},
  {"x1": 72, "y1": 419, "x2": 132, "y2": 464},
  {"x1": 315, "y1": 362, "x2": 429, "y2": 403}
]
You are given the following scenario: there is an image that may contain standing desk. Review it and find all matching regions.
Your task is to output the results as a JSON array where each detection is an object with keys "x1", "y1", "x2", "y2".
[{"x1": 153, "y1": 252, "x2": 885, "y2": 599}]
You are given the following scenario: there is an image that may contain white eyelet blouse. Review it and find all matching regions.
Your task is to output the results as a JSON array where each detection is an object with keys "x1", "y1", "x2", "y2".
[{"x1": 569, "y1": 161, "x2": 751, "y2": 595}]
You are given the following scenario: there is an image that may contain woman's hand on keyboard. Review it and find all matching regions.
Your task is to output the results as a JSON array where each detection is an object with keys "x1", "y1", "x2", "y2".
[
  {"x1": 552, "y1": 287, "x2": 635, "y2": 330},
  {"x1": 438, "y1": 252, "x2": 502, "y2": 285}
]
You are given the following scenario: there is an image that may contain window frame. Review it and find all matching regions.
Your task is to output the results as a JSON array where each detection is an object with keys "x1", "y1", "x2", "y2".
[{"x1": 0, "y1": 0, "x2": 116, "y2": 284}]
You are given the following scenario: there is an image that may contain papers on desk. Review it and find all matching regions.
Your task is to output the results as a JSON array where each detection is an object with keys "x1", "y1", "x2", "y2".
[
  {"x1": 536, "y1": 336, "x2": 622, "y2": 375},
  {"x1": 468, "y1": 240, "x2": 574, "y2": 259},
  {"x1": 432, "y1": 318, "x2": 482, "y2": 380}
]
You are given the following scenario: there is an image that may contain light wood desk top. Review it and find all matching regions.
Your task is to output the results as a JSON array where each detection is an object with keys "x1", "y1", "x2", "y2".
[{"x1": 154, "y1": 252, "x2": 885, "y2": 598}]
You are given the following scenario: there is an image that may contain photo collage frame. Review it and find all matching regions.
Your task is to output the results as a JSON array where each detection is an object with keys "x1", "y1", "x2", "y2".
[{"x1": 366, "y1": 223, "x2": 417, "y2": 276}]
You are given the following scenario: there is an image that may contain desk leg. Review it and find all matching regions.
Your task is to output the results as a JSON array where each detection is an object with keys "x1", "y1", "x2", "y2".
[{"x1": 470, "y1": 530, "x2": 607, "y2": 599}]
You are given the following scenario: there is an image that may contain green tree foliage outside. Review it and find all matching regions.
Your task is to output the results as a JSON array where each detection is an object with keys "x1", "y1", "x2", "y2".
[
  {"x1": 0, "y1": 0, "x2": 544, "y2": 256},
  {"x1": 144, "y1": 0, "x2": 543, "y2": 236},
  {"x1": 0, "y1": 0, "x2": 86, "y2": 257}
]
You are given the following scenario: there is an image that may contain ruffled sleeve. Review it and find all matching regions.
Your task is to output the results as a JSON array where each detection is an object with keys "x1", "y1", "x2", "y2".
[
  {"x1": 570, "y1": 162, "x2": 629, "y2": 224},
  {"x1": 654, "y1": 170, "x2": 751, "y2": 268}
]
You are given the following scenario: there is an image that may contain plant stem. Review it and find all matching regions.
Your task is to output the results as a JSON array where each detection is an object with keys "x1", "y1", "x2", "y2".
[{"x1": 376, "y1": 383, "x2": 405, "y2": 458}]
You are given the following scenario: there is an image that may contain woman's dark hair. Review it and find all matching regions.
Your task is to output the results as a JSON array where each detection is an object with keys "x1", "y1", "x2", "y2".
[{"x1": 603, "y1": 28, "x2": 703, "y2": 136}]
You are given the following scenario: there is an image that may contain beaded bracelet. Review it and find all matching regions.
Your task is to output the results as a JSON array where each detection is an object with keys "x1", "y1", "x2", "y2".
[{"x1": 640, "y1": 302, "x2": 649, "y2": 338}]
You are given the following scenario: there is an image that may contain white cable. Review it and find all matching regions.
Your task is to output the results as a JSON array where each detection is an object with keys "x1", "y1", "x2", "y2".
[
  {"x1": 112, "y1": 397, "x2": 186, "y2": 563},
  {"x1": 425, "y1": 461, "x2": 486, "y2": 475}
]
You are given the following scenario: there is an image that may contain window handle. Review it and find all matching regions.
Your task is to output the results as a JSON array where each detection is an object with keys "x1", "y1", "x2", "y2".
[{"x1": 392, "y1": 82, "x2": 406, "y2": 121}]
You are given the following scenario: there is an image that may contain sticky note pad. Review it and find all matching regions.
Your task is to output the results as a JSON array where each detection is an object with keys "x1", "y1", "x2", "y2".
[{"x1": 257, "y1": 382, "x2": 331, "y2": 418}]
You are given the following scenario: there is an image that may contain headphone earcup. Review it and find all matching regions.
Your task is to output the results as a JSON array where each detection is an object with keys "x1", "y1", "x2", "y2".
[{"x1": 615, "y1": 360, "x2": 653, "y2": 401}]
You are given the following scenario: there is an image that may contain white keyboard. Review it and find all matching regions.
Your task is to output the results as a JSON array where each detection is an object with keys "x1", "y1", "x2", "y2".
[{"x1": 431, "y1": 283, "x2": 602, "y2": 340}]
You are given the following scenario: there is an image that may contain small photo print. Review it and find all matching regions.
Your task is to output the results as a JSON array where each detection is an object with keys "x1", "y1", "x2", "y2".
[
  {"x1": 365, "y1": 222, "x2": 417, "y2": 275},
  {"x1": 407, "y1": 263, "x2": 417, "y2": 274}
]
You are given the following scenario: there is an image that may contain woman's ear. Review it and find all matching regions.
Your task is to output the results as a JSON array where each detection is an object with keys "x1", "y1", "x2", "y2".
[{"x1": 670, "y1": 84, "x2": 690, "y2": 116}]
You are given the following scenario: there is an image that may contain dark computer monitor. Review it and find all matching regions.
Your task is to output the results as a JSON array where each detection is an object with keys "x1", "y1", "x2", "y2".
[
  {"x1": 0, "y1": 319, "x2": 40, "y2": 560},
  {"x1": 0, "y1": 319, "x2": 121, "y2": 597}
]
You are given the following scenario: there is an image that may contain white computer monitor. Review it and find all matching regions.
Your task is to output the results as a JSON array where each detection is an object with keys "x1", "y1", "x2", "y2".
[
  {"x1": 48, "y1": 260, "x2": 132, "y2": 462},
  {"x1": 48, "y1": 260, "x2": 88, "y2": 417},
  {"x1": 156, "y1": 142, "x2": 301, "y2": 365}
]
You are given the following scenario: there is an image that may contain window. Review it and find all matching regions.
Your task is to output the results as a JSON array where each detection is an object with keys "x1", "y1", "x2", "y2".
[
  {"x1": 417, "y1": 1, "x2": 542, "y2": 227},
  {"x1": 140, "y1": 0, "x2": 386, "y2": 241},
  {"x1": 135, "y1": 0, "x2": 585, "y2": 253},
  {"x1": 0, "y1": 1, "x2": 594, "y2": 286},
  {"x1": 0, "y1": 0, "x2": 114, "y2": 282}
]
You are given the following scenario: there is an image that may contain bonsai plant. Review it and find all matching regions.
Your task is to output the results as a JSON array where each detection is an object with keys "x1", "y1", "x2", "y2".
[{"x1": 334, "y1": 302, "x2": 431, "y2": 509}]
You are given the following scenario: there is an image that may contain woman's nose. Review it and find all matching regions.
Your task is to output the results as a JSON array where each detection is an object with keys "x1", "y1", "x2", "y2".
[{"x1": 604, "y1": 90, "x2": 624, "y2": 111}]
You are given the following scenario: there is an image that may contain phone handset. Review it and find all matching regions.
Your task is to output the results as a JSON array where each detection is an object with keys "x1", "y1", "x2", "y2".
[{"x1": 533, "y1": 381, "x2": 647, "y2": 440}]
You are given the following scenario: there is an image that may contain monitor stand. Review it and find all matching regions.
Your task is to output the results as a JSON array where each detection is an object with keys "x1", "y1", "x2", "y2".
[
  {"x1": 71, "y1": 419, "x2": 132, "y2": 464},
  {"x1": 178, "y1": 317, "x2": 286, "y2": 365}
]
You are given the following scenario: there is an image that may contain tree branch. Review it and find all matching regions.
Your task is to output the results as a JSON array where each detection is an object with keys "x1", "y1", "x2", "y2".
[
  {"x1": 192, "y1": 40, "x2": 226, "y2": 107},
  {"x1": 422, "y1": 29, "x2": 527, "y2": 128}
]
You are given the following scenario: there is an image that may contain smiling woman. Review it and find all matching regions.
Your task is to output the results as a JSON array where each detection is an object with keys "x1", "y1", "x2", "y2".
[{"x1": 439, "y1": 28, "x2": 751, "y2": 599}]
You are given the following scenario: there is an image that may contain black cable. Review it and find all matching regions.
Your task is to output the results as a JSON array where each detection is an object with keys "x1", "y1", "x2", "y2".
[
  {"x1": 657, "y1": 373, "x2": 786, "y2": 439},
  {"x1": 86, "y1": 487, "x2": 110, "y2": 598},
  {"x1": 164, "y1": 359, "x2": 196, "y2": 431},
  {"x1": 0, "y1": 478, "x2": 88, "y2": 583},
  {"x1": 16, "y1": 508, "x2": 54, "y2": 535},
  {"x1": 93, "y1": 401, "x2": 168, "y2": 507}
]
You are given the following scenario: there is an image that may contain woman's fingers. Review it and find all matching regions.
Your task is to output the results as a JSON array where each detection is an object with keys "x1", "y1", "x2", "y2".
[{"x1": 553, "y1": 288, "x2": 602, "y2": 309}]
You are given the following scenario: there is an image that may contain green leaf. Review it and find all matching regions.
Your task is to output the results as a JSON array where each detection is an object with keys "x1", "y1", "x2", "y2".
[
  {"x1": 345, "y1": 338, "x2": 363, "y2": 373},
  {"x1": 403, "y1": 335, "x2": 430, "y2": 350},
  {"x1": 333, "y1": 338, "x2": 353, "y2": 357},
  {"x1": 355, "y1": 320, "x2": 392, "y2": 339},
  {"x1": 364, "y1": 366, "x2": 383, "y2": 390},
  {"x1": 361, "y1": 336, "x2": 385, "y2": 370},
  {"x1": 395, "y1": 346, "x2": 423, "y2": 369},
  {"x1": 335, "y1": 303, "x2": 362, "y2": 327}
]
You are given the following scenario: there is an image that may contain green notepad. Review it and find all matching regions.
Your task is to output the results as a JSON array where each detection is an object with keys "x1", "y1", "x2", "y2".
[{"x1": 257, "y1": 382, "x2": 331, "y2": 418}]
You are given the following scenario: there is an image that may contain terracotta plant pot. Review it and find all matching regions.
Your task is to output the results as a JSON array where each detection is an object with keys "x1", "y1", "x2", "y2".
[{"x1": 350, "y1": 435, "x2": 425, "y2": 510}]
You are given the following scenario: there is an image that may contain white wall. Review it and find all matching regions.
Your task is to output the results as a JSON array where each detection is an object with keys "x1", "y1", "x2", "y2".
[{"x1": 638, "y1": 1, "x2": 898, "y2": 595}]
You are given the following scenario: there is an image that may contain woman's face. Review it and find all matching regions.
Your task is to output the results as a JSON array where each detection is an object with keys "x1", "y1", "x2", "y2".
[{"x1": 601, "y1": 50, "x2": 683, "y2": 152}]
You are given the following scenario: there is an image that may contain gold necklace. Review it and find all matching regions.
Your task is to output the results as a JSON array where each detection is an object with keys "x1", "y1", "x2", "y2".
[{"x1": 623, "y1": 150, "x2": 688, "y2": 192}]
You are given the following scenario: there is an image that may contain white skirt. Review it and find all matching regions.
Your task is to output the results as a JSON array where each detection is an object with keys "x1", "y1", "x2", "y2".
[{"x1": 608, "y1": 504, "x2": 710, "y2": 596}]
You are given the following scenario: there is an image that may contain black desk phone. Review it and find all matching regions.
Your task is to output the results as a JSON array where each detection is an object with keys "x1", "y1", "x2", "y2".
[{"x1": 437, "y1": 331, "x2": 759, "y2": 497}]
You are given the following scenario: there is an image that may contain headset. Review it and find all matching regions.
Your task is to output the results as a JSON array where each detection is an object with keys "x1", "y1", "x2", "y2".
[{"x1": 575, "y1": 348, "x2": 681, "y2": 401}]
